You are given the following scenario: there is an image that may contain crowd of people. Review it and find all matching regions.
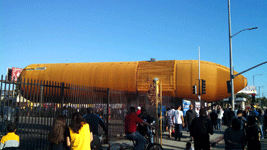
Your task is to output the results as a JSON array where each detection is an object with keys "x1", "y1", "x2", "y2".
[
  {"x1": 46, "y1": 107, "x2": 107, "y2": 150},
  {"x1": 222, "y1": 105, "x2": 264, "y2": 150},
  {"x1": 49, "y1": 108, "x2": 108, "y2": 150},
  {"x1": 164, "y1": 103, "x2": 266, "y2": 150},
  {"x1": 1, "y1": 103, "x2": 267, "y2": 150}
]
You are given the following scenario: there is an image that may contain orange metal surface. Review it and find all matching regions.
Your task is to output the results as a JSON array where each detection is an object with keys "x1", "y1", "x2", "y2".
[
  {"x1": 175, "y1": 60, "x2": 247, "y2": 101},
  {"x1": 20, "y1": 60, "x2": 247, "y2": 102},
  {"x1": 21, "y1": 62, "x2": 139, "y2": 92}
]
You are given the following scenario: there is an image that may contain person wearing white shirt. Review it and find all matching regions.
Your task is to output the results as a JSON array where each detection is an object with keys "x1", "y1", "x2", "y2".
[
  {"x1": 195, "y1": 108, "x2": 200, "y2": 117},
  {"x1": 173, "y1": 105, "x2": 185, "y2": 141},
  {"x1": 217, "y1": 105, "x2": 224, "y2": 130}
]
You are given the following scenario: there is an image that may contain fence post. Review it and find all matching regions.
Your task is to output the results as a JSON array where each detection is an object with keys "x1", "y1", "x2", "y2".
[
  {"x1": 106, "y1": 88, "x2": 110, "y2": 143},
  {"x1": 159, "y1": 82, "x2": 162, "y2": 146},
  {"x1": 61, "y1": 82, "x2": 65, "y2": 115},
  {"x1": 155, "y1": 79, "x2": 159, "y2": 144}
]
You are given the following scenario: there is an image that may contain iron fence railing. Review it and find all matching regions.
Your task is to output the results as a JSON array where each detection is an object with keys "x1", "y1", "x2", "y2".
[{"x1": 0, "y1": 75, "x2": 166, "y2": 149}]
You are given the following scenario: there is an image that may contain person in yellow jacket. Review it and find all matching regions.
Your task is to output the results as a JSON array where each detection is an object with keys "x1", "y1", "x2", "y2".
[{"x1": 66, "y1": 112, "x2": 93, "y2": 150}]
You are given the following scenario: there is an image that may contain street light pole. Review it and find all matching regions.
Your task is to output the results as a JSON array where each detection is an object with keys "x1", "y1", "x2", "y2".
[
  {"x1": 228, "y1": 0, "x2": 234, "y2": 110},
  {"x1": 228, "y1": 0, "x2": 258, "y2": 110},
  {"x1": 253, "y1": 74, "x2": 263, "y2": 89}
]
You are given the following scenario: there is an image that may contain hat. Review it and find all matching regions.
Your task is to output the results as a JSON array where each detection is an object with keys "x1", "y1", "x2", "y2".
[{"x1": 137, "y1": 106, "x2": 141, "y2": 110}]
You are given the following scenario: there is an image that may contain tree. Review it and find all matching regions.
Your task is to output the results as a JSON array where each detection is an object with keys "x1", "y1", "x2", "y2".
[{"x1": 259, "y1": 97, "x2": 267, "y2": 107}]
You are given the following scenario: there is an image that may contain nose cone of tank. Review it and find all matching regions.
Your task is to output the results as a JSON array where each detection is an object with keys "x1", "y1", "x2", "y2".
[{"x1": 175, "y1": 60, "x2": 247, "y2": 102}]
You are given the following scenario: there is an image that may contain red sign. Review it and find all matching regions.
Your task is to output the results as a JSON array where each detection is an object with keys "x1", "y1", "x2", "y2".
[{"x1": 11, "y1": 67, "x2": 23, "y2": 82}]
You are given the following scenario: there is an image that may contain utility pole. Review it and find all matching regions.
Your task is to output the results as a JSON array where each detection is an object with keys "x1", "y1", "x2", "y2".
[
  {"x1": 228, "y1": 0, "x2": 235, "y2": 110},
  {"x1": 228, "y1": 0, "x2": 258, "y2": 110},
  {"x1": 198, "y1": 47, "x2": 201, "y2": 101}
]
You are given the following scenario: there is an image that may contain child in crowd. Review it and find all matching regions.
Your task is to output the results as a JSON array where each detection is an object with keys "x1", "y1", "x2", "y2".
[
  {"x1": 0, "y1": 122, "x2": 19, "y2": 149},
  {"x1": 66, "y1": 112, "x2": 93, "y2": 150},
  {"x1": 48, "y1": 115, "x2": 69, "y2": 150},
  {"x1": 185, "y1": 141, "x2": 194, "y2": 150}
]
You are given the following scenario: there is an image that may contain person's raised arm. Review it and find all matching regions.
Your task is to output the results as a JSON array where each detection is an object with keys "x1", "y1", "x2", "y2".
[
  {"x1": 91, "y1": 132, "x2": 93, "y2": 142},
  {"x1": 181, "y1": 116, "x2": 185, "y2": 127},
  {"x1": 142, "y1": 120, "x2": 155, "y2": 129},
  {"x1": 99, "y1": 117, "x2": 108, "y2": 133}
]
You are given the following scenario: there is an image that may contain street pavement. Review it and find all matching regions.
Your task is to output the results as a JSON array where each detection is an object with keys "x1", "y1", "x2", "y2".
[{"x1": 102, "y1": 125, "x2": 267, "y2": 150}]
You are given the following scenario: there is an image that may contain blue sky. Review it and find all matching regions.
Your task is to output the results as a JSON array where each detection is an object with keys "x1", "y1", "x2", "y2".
[{"x1": 1, "y1": 0, "x2": 266, "y2": 97}]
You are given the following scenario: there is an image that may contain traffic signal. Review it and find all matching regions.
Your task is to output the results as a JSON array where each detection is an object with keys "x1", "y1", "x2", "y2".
[
  {"x1": 193, "y1": 85, "x2": 197, "y2": 95},
  {"x1": 7, "y1": 68, "x2": 12, "y2": 81},
  {"x1": 202, "y1": 79, "x2": 206, "y2": 94},
  {"x1": 252, "y1": 93, "x2": 256, "y2": 102},
  {"x1": 227, "y1": 81, "x2": 231, "y2": 93}
]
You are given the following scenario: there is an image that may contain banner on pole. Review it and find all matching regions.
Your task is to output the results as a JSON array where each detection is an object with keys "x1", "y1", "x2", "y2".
[
  {"x1": 11, "y1": 67, "x2": 23, "y2": 82},
  {"x1": 183, "y1": 100, "x2": 191, "y2": 117}
]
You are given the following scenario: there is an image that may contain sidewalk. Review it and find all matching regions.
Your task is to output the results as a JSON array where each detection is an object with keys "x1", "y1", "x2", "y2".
[
  {"x1": 157, "y1": 126, "x2": 226, "y2": 150},
  {"x1": 102, "y1": 125, "x2": 267, "y2": 150},
  {"x1": 102, "y1": 125, "x2": 227, "y2": 150}
]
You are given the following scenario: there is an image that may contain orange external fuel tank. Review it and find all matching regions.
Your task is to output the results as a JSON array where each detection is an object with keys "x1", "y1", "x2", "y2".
[{"x1": 19, "y1": 60, "x2": 247, "y2": 102}]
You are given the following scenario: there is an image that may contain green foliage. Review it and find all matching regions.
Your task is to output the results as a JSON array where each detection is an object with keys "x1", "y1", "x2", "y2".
[{"x1": 259, "y1": 97, "x2": 267, "y2": 107}]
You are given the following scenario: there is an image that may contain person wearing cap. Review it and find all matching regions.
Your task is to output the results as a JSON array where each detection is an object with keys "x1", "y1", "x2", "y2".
[
  {"x1": 137, "y1": 107, "x2": 154, "y2": 136},
  {"x1": 83, "y1": 107, "x2": 108, "y2": 150},
  {"x1": 136, "y1": 106, "x2": 141, "y2": 115}
]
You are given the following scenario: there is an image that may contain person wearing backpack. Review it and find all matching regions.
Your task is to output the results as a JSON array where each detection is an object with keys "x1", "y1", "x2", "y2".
[
  {"x1": 190, "y1": 108, "x2": 213, "y2": 150},
  {"x1": 232, "y1": 110, "x2": 247, "y2": 131}
]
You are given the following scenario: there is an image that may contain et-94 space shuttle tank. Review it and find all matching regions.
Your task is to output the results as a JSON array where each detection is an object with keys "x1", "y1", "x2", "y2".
[{"x1": 19, "y1": 60, "x2": 247, "y2": 102}]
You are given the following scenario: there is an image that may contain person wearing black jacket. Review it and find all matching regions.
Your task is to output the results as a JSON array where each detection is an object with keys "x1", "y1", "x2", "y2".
[
  {"x1": 226, "y1": 108, "x2": 235, "y2": 127},
  {"x1": 246, "y1": 116, "x2": 261, "y2": 150},
  {"x1": 138, "y1": 107, "x2": 154, "y2": 136},
  {"x1": 209, "y1": 107, "x2": 218, "y2": 130},
  {"x1": 190, "y1": 108, "x2": 213, "y2": 150},
  {"x1": 257, "y1": 108, "x2": 264, "y2": 139},
  {"x1": 185, "y1": 104, "x2": 197, "y2": 141},
  {"x1": 83, "y1": 107, "x2": 108, "y2": 150}
]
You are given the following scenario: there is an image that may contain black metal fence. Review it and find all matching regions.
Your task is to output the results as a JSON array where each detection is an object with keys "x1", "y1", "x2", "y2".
[{"x1": 0, "y1": 75, "x2": 165, "y2": 149}]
